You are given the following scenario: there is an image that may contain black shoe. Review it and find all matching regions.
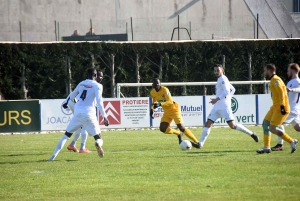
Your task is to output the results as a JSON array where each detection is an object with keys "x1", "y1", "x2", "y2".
[
  {"x1": 190, "y1": 141, "x2": 201, "y2": 149},
  {"x1": 251, "y1": 133, "x2": 259, "y2": 142},
  {"x1": 178, "y1": 132, "x2": 183, "y2": 144},
  {"x1": 271, "y1": 144, "x2": 283, "y2": 151}
]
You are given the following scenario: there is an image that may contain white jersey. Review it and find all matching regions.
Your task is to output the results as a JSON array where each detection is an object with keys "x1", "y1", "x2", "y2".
[
  {"x1": 69, "y1": 79, "x2": 107, "y2": 118},
  {"x1": 214, "y1": 75, "x2": 232, "y2": 109},
  {"x1": 287, "y1": 77, "x2": 300, "y2": 111}
]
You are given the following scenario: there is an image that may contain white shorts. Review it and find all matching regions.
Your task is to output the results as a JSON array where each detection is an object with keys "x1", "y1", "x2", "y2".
[
  {"x1": 66, "y1": 113, "x2": 100, "y2": 136},
  {"x1": 208, "y1": 107, "x2": 235, "y2": 122},
  {"x1": 284, "y1": 111, "x2": 300, "y2": 126}
]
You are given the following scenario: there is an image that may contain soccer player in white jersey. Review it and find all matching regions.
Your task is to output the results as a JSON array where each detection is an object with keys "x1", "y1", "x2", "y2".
[
  {"x1": 63, "y1": 70, "x2": 104, "y2": 153},
  {"x1": 272, "y1": 63, "x2": 300, "y2": 151},
  {"x1": 48, "y1": 68, "x2": 109, "y2": 161},
  {"x1": 197, "y1": 64, "x2": 259, "y2": 148}
]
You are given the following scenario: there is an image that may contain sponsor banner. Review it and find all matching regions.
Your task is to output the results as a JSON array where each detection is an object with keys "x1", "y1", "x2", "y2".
[
  {"x1": 257, "y1": 94, "x2": 272, "y2": 124},
  {"x1": 40, "y1": 99, "x2": 73, "y2": 131},
  {"x1": 98, "y1": 98, "x2": 150, "y2": 128},
  {"x1": 0, "y1": 100, "x2": 40, "y2": 132},
  {"x1": 152, "y1": 96, "x2": 204, "y2": 127},
  {"x1": 205, "y1": 95, "x2": 256, "y2": 125}
]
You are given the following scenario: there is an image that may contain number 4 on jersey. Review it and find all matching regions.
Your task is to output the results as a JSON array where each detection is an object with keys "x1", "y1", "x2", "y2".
[{"x1": 80, "y1": 90, "x2": 87, "y2": 100}]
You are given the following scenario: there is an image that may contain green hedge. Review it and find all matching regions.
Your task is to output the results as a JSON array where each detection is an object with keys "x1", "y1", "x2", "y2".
[{"x1": 1, "y1": 39, "x2": 300, "y2": 99}]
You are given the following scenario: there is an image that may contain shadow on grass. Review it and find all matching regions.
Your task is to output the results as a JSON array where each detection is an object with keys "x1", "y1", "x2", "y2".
[
  {"x1": 187, "y1": 150, "x2": 253, "y2": 154},
  {"x1": 0, "y1": 159, "x2": 79, "y2": 165},
  {"x1": 2, "y1": 153, "x2": 48, "y2": 157}
]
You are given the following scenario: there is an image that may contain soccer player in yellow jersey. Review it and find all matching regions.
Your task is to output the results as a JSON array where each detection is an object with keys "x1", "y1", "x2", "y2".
[
  {"x1": 257, "y1": 64, "x2": 298, "y2": 154},
  {"x1": 150, "y1": 78, "x2": 200, "y2": 147}
]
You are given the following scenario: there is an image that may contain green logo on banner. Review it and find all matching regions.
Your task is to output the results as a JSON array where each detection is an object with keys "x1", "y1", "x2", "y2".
[{"x1": 231, "y1": 97, "x2": 238, "y2": 114}]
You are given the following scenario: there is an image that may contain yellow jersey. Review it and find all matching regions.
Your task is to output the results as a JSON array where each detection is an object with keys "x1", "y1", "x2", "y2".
[
  {"x1": 150, "y1": 86, "x2": 178, "y2": 113},
  {"x1": 270, "y1": 75, "x2": 290, "y2": 111}
]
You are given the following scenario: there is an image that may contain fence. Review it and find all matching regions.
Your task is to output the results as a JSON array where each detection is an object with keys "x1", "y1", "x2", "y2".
[{"x1": 0, "y1": 94, "x2": 272, "y2": 133}]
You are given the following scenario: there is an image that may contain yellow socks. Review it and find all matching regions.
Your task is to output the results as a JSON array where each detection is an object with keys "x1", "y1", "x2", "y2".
[
  {"x1": 264, "y1": 134, "x2": 271, "y2": 148},
  {"x1": 280, "y1": 133, "x2": 293, "y2": 143},
  {"x1": 164, "y1": 127, "x2": 180, "y2": 135},
  {"x1": 184, "y1": 129, "x2": 199, "y2": 143}
]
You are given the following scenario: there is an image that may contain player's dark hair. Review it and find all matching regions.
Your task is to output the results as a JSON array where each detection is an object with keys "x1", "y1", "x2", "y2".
[
  {"x1": 214, "y1": 64, "x2": 223, "y2": 69},
  {"x1": 87, "y1": 68, "x2": 97, "y2": 78},
  {"x1": 265, "y1": 64, "x2": 276, "y2": 72},
  {"x1": 153, "y1": 78, "x2": 160, "y2": 82},
  {"x1": 289, "y1": 63, "x2": 299, "y2": 73}
]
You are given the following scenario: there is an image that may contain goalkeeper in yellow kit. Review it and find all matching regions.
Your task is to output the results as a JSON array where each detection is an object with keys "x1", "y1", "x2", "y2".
[
  {"x1": 257, "y1": 64, "x2": 298, "y2": 154},
  {"x1": 150, "y1": 78, "x2": 200, "y2": 147}
]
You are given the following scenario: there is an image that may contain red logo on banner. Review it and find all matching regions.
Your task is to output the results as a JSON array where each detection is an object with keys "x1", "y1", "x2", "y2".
[{"x1": 99, "y1": 101, "x2": 121, "y2": 125}]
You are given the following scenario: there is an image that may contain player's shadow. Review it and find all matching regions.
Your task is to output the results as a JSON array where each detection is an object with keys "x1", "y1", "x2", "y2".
[
  {"x1": 0, "y1": 159, "x2": 78, "y2": 165},
  {"x1": 187, "y1": 150, "x2": 253, "y2": 155},
  {"x1": 2, "y1": 153, "x2": 48, "y2": 157}
]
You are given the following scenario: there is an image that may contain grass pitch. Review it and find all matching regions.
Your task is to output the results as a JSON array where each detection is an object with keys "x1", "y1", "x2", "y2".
[{"x1": 0, "y1": 126, "x2": 300, "y2": 201}]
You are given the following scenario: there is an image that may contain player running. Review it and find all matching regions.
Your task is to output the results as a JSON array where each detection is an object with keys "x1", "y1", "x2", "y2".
[
  {"x1": 198, "y1": 64, "x2": 259, "y2": 148},
  {"x1": 257, "y1": 64, "x2": 298, "y2": 154},
  {"x1": 271, "y1": 63, "x2": 300, "y2": 151},
  {"x1": 150, "y1": 78, "x2": 200, "y2": 147},
  {"x1": 63, "y1": 70, "x2": 104, "y2": 153},
  {"x1": 49, "y1": 68, "x2": 109, "y2": 161}
]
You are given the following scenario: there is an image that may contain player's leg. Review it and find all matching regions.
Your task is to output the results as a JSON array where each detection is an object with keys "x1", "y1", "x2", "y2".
[
  {"x1": 221, "y1": 108, "x2": 259, "y2": 142},
  {"x1": 79, "y1": 128, "x2": 90, "y2": 153},
  {"x1": 199, "y1": 119, "x2": 214, "y2": 148},
  {"x1": 67, "y1": 128, "x2": 81, "y2": 152},
  {"x1": 256, "y1": 108, "x2": 273, "y2": 154},
  {"x1": 272, "y1": 112, "x2": 297, "y2": 151},
  {"x1": 173, "y1": 110, "x2": 199, "y2": 147},
  {"x1": 271, "y1": 125, "x2": 284, "y2": 151},
  {"x1": 83, "y1": 114, "x2": 104, "y2": 157},
  {"x1": 48, "y1": 114, "x2": 82, "y2": 161},
  {"x1": 198, "y1": 108, "x2": 220, "y2": 148},
  {"x1": 159, "y1": 113, "x2": 182, "y2": 144},
  {"x1": 269, "y1": 110, "x2": 297, "y2": 153}
]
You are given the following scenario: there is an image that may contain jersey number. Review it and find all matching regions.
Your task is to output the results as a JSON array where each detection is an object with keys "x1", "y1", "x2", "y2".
[
  {"x1": 80, "y1": 90, "x2": 87, "y2": 101},
  {"x1": 297, "y1": 93, "x2": 300, "y2": 103}
]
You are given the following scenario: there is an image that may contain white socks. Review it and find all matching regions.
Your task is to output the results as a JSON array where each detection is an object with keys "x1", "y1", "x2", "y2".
[
  {"x1": 277, "y1": 125, "x2": 284, "y2": 144},
  {"x1": 235, "y1": 124, "x2": 253, "y2": 135},
  {"x1": 199, "y1": 127, "x2": 211, "y2": 147},
  {"x1": 80, "y1": 129, "x2": 88, "y2": 150},
  {"x1": 50, "y1": 135, "x2": 69, "y2": 160},
  {"x1": 96, "y1": 138, "x2": 103, "y2": 147}
]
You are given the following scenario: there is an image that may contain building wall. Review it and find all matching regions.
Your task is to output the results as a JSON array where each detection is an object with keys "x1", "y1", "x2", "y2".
[
  {"x1": 281, "y1": 0, "x2": 294, "y2": 12},
  {"x1": 1, "y1": 0, "x2": 295, "y2": 42}
]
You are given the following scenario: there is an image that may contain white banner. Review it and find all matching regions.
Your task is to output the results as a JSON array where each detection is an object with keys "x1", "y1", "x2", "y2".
[
  {"x1": 98, "y1": 98, "x2": 150, "y2": 129},
  {"x1": 40, "y1": 99, "x2": 73, "y2": 131},
  {"x1": 152, "y1": 96, "x2": 204, "y2": 127},
  {"x1": 205, "y1": 95, "x2": 257, "y2": 125},
  {"x1": 257, "y1": 94, "x2": 272, "y2": 124}
]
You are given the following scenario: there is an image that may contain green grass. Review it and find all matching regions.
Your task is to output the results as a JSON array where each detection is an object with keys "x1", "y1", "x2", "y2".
[{"x1": 1, "y1": 126, "x2": 300, "y2": 201}]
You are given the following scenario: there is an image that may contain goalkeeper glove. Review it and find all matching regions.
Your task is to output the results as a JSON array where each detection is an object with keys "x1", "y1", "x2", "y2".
[
  {"x1": 150, "y1": 109, "x2": 154, "y2": 119},
  {"x1": 153, "y1": 102, "x2": 161, "y2": 109},
  {"x1": 62, "y1": 103, "x2": 68, "y2": 109},
  {"x1": 280, "y1": 105, "x2": 287, "y2": 115}
]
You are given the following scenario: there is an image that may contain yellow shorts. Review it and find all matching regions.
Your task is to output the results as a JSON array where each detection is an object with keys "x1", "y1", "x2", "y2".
[
  {"x1": 264, "y1": 106, "x2": 289, "y2": 126},
  {"x1": 161, "y1": 109, "x2": 183, "y2": 125}
]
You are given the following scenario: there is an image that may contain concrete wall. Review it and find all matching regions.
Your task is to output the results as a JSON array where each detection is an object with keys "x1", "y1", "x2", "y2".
[
  {"x1": 281, "y1": 0, "x2": 294, "y2": 12},
  {"x1": 0, "y1": 0, "x2": 294, "y2": 42}
]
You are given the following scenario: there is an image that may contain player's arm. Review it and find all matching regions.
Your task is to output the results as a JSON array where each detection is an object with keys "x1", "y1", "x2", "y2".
[
  {"x1": 95, "y1": 85, "x2": 107, "y2": 119},
  {"x1": 288, "y1": 83, "x2": 300, "y2": 92},
  {"x1": 218, "y1": 80, "x2": 231, "y2": 99},
  {"x1": 230, "y1": 84, "x2": 236, "y2": 96},
  {"x1": 149, "y1": 93, "x2": 155, "y2": 119},
  {"x1": 69, "y1": 83, "x2": 80, "y2": 100},
  {"x1": 274, "y1": 80, "x2": 288, "y2": 114},
  {"x1": 160, "y1": 88, "x2": 173, "y2": 107},
  {"x1": 62, "y1": 94, "x2": 71, "y2": 109}
]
